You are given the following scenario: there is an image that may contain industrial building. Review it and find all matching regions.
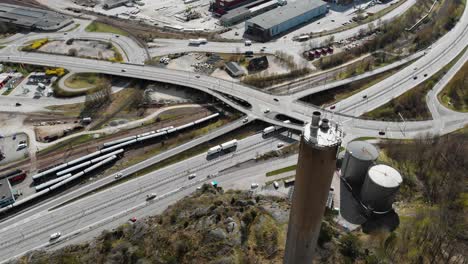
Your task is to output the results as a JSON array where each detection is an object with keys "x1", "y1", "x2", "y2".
[
  {"x1": 0, "y1": 178, "x2": 15, "y2": 208},
  {"x1": 0, "y1": 4, "x2": 73, "y2": 31},
  {"x1": 360, "y1": 164, "x2": 402, "y2": 213},
  {"x1": 225, "y1": 62, "x2": 246, "y2": 77},
  {"x1": 284, "y1": 112, "x2": 342, "y2": 263},
  {"x1": 244, "y1": 0, "x2": 329, "y2": 41},
  {"x1": 339, "y1": 140, "x2": 403, "y2": 226},
  {"x1": 103, "y1": 0, "x2": 132, "y2": 9},
  {"x1": 210, "y1": 0, "x2": 258, "y2": 16},
  {"x1": 341, "y1": 140, "x2": 379, "y2": 189},
  {"x1": 219, "y1": 0, "x2": 281, "y2": 26},
  {"x1": 247, "y1": 56, "x2": 269, "y2": 71}
]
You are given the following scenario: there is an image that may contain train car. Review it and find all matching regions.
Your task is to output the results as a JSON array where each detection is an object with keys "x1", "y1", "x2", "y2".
[
  {"x1": 102, "y1": 135, "x2": 137, "y2": 148},
  {"x1": 156, "y1": 126, "x2": 174, "y2": 133}
]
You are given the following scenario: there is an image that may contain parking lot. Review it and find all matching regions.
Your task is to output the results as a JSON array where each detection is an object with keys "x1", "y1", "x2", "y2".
[
  {"x1": 9, "y1": 72, "x2": 56, "y2": 99},
  {"x1": 0, "y1": 132, "x2": 29, "y2": 166}
]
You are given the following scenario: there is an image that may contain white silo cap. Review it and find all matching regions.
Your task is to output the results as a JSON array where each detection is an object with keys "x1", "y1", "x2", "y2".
[
  {"x1": 368, "y1": 164, "x2": 402, "y2": 188},
  {"x1": 347, "y1": 141, "x2": 379, "y2": 161}
]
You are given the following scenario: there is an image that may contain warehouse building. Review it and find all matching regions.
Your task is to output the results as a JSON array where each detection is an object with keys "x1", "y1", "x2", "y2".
[
  {"x1": 0, "y1": 4, "x2": 73, "y2": 31},
  {"x1": 0, "y1": 178, "x2": 15, "y2": 208},
  {"x1": 220, "y1": 0, "x2": 281, "y2": 26},
  {"x1": 103, "y1": 0, "x2": 132, "y2": 9},
  {"x1": 244, "y1": 0, "x2": 328, "y2": 42},
  {"x1": 210, "y1": 0, "x2": 258, "y2": 16},
  {"x1": 225, "y1": 62, "x2": 246, "y2": 77}
]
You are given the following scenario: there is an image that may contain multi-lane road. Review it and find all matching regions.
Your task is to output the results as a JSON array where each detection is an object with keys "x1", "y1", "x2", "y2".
[
  {"x1": 0, "y1": 131, "x2": 295, "y2": 262},
  {"x1": 0, "y1": 1, "x2": 466, "y2": 262}
]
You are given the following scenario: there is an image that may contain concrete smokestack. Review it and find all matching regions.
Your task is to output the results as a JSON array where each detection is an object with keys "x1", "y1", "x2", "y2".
[{"x1": 284, "y1": 113, "x2": 342, "y2": 264}]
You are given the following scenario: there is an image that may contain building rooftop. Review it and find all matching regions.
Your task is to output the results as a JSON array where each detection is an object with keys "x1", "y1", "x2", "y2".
[
  {"x1": 0, "y1": 3, "x2": 73, "y2": 31},
  {"x1": 246, "y1": 0, "x2": 327, "y2": 29},
  {"x1": 346, "y1": 141, "x2": 379, "y2": 161},
  {"x1": 0, "y1": 178, "x2": 14, "y2": 206},
  {"x1": 368, "y1": 165, "x2": 402, "y2": 188},
  {"x1": 225, "y1": 62, "x2": 246, "y2": 76}
]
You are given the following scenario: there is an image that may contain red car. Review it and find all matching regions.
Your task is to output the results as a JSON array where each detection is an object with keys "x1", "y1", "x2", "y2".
[{"x1": 129, "y1": 217, "x2": 137, "y2": 222}]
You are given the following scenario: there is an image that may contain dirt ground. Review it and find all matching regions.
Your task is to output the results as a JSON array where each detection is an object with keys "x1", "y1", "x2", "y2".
[
  {"x1": 0, "y1": 106, "x2": 215, "y2": 174},
  {"x1": 39, "y1": 40, "x2": 116, "y2": 60}
]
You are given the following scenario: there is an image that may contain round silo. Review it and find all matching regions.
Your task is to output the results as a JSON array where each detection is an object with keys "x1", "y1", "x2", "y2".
[
  {"x1": 360, "y1": 164, "x2": 402, "y2": 213},
  {"x1": 341, "y1": 141, "x2": 379, "y2": 188}
]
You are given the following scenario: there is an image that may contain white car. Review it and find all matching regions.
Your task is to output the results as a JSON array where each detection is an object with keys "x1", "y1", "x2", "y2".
[
  {"x1": 188, "y1": 173, "x2": 197, "y2": 180},
  {"x1": 114, "y1": 173, "x2": 123, "y2": 179},
  {"x1": 49, "y1": 232, "x2": 61, "y2": 240},
  {"x1": 277, "y1": 143, "x2": 284, "y2": 148},
  {"x1": 273, "y1": 181, "x2": 279, "y2": 189},
  {"x1": 242, "y1": 117, "x2": 249, "y2": 123},
  {"x1": 250, "y1": 183, "x2": 259, "y2": 189},
  {"x1": 263, "y1": 109, "x2": 270, "y2": 114}
]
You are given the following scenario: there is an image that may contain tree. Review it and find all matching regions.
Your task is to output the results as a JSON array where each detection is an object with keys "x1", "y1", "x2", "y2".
[{"x1": 68, "y1": 48, "x2": 78, "y2": 56}]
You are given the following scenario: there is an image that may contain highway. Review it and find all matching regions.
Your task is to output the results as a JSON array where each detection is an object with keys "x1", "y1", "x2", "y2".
[
  {"x1": 0, "y1": 130, "x2": 296, "y2": 262},
  {"x1": 0, "y1": 1, "x2": 466, "y2": 261}
]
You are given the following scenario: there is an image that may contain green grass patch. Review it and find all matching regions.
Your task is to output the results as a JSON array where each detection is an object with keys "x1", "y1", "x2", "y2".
[
  {"x1": 266, "y1": 165, "x2": 297, "y2": 177},
  {"x1": 265, "y1": 175, "x2": 295, "y2": 186},
  {"x1": 64, "y1": 73, "x2": 106, "y2": 89},
  {"x1": 85, "y1": 21, "x2": 129, "y2": 36},
  {"x1": 437, "y1": 58, "x2": 468, "y2": 112}
]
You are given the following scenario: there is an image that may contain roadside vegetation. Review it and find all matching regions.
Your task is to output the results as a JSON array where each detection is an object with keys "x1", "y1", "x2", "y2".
[
  {"x1": 438, "y1": 60, "x2": 468, "y2": 112},
  {"x1": 241, "y1": 51, "x2": 312, "y2": 88},
  {"x1": 315, "y1": 0, "x2": 465, "y2": 70},
  {"x1": 367, "y1": 134, "x2": 468, "y2": 263},
  {"x1": 63, "y1": 73, "x2": 108, "y2": 89},
  {"x1": 363, "y1": 47, "x2": 467, "y2": 120},
  {"x1": 300, "y1": 62, "x2": 411, "y2": 107},
  {"x1": 85, "y1": 21, "x2": 130, "y2": 36},
  {"x1": 266, "y1": 165, "x2": 297, "y2": 177}
]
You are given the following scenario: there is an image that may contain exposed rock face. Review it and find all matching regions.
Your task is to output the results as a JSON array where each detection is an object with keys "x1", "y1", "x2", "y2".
[{"x1": 12, "y1": 185, "x2": 291, "y2": 264}]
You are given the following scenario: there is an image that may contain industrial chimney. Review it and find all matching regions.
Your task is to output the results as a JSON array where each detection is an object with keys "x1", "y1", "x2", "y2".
[{"x1": 284, "y1": 111, "x2": 342, "y2": 264}]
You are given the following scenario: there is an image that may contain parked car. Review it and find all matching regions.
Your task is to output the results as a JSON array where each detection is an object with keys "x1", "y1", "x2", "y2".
[
  {"x1": 330, "y1": 105, "x2": 336, "y2": 110},
  {"x1": 277, "y1": 143, "x2": 284, "y2": 148},
  {"x1": 251, "y1": 183, "x2": 259, "y2": 189},
  {"x1": 263, "y1": 109, "x2": 270, "y2": 114},
  {"x1": 273, "y1": 181, "x2": 279, "y2": 189},
  {"x1": 49, "y1": 232, "x2": 61, "y2": 240}
]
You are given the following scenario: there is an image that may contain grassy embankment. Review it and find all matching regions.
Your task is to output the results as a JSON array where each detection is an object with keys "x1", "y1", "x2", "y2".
[
  {"x1": 300, "y1": 61, "x2": 412, "y2": 107},
  {"x1": 63, "y1": 73, "x2": 107, "y2": 89},
  {"x1": 85, "y1": 21, "x2": 129, "y2": 36},
  {"x1": 363, "y1": 46, "x2": 468, "y2": 120},
  {"x1": 438, "y1": 59, "x2": 468, "y2": 112}
]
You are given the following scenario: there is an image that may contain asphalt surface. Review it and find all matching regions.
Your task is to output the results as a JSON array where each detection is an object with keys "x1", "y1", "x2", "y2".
[{"x1": 0, "y1": 131, "x2": 296, "y2": 262}]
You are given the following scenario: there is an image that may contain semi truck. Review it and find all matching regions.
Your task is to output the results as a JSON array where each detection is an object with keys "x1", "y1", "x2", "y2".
[{"x1": 207, "y1": 139, "x2": 238, "y2": 155}]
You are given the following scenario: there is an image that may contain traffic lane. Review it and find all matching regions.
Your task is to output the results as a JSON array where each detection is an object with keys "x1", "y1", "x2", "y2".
[
  {"x1": 40, "y1": 151, "x2": 300, "y2": 254},
  {"x1": 0, "y1": 119, "x2": 247, "y2": 227},
  {"x1": 0, "y1": 133, "x2": 291, "y2": 258}
]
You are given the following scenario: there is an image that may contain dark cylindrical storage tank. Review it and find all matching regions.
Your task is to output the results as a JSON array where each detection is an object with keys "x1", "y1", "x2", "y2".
[
  {"x1": 341, "y1": 141, "x2": 379, "y2": 189},
  {"x1": 360, "y1": 164, "x2": 402, "y2": 213}
]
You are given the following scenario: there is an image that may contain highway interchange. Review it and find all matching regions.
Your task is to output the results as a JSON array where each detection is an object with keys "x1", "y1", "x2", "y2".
[{"x1": 0, "y1": 0, "x2": 467, "y2": 261}]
